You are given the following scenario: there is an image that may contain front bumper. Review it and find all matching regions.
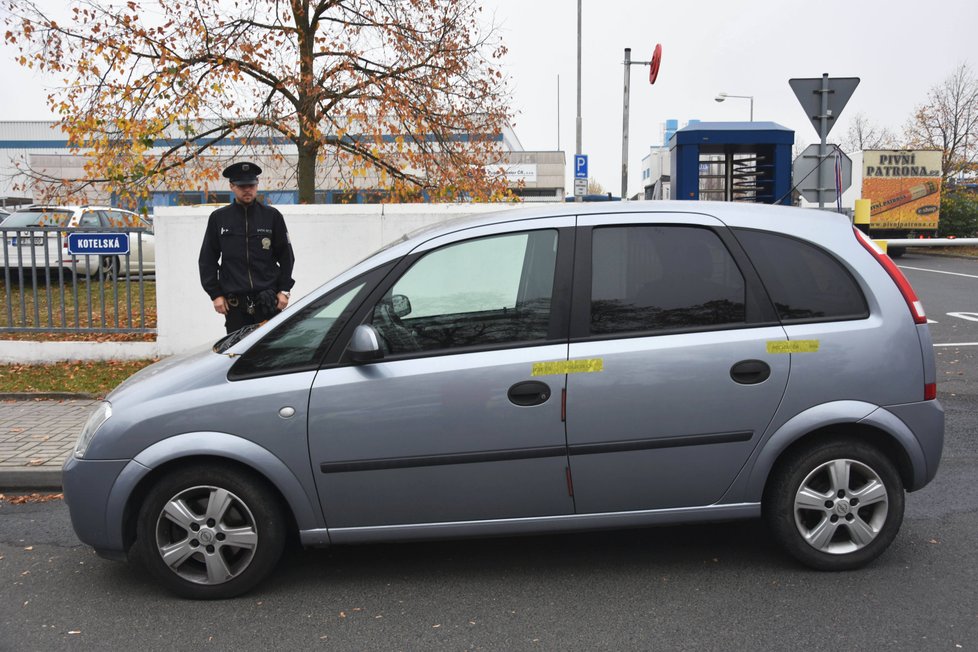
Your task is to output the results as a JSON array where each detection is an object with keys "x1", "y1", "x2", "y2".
[{"x1": 62, "y1": 456, "x2": 134, "y2": 558}]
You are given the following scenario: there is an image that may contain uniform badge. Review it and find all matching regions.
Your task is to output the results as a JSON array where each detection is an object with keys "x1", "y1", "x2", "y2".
[{"x1": 262, "y1": 237, "x2": 272, "y2": 250}]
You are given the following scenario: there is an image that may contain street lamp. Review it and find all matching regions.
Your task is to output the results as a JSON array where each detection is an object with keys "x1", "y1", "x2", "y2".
[{"x1": 715, "y1": 92, "x2": 753, "y2": 121}]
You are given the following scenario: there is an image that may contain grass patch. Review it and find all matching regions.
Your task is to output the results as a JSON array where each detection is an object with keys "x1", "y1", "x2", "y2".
[
  {"x1": 0, "y1": 359, "x2": 157, "y2": 396},
  {"x1": 0, "y1": 278, "x2": 157, "y2": 342}
]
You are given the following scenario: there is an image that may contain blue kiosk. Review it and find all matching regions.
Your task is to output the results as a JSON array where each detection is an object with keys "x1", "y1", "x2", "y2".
[{"x1": 670, "y1": 122, "x2": 794, "y2": 205}]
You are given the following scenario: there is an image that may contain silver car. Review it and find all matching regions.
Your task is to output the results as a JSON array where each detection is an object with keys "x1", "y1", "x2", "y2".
[
  {"x1": 63, "y1": 202, "x2": 944, "y2": 599},
  {"x1": 0, "y1": 205, "x2": 155, "y2": 279}
]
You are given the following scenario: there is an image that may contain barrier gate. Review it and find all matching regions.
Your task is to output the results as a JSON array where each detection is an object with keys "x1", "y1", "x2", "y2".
[{"x1": 670, "y1": 122, "x2": 794, "y2": 205}]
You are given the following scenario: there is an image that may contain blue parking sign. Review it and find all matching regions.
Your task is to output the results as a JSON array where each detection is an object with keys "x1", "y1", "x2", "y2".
[
  {"x1": 574, "y1": 155, "x2": 588, "y2": 179},
  {"x1": 67, "y1": 233, "x2": 130, "y2": 255}
]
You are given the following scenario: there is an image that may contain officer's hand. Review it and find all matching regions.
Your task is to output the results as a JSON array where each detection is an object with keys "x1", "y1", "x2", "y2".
[
  {"x1": 276, "y1": 292, "x2": 290, "y2": 311},
  {"x1": 213, "y1": 296, "x2": 228, "y2": 315}
]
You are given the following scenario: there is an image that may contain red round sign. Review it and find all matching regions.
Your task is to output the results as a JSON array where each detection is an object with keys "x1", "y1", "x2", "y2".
[{"x1": 649, "y1": 43, "x2": 662, "y2": 85}]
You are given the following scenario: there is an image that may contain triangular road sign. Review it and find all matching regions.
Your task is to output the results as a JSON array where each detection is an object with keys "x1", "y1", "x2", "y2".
[{"x1": 789, "y1": 76, "x2": 860, "y2": 138}]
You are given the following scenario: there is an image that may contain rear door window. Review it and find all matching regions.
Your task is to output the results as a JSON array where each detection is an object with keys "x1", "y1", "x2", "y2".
[
  {"x1": 733, "y1": 229, "x2": 868, "y2": 322},
  {"x1": 590, "y1": 225, "x2": 747, "y2": 335}
]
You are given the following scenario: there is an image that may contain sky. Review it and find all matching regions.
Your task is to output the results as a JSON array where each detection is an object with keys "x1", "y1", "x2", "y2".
[{"x1": 2, "y1": 0, "x2": 976, "y2": 197}]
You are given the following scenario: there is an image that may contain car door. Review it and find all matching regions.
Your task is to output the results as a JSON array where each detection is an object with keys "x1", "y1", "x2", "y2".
[
  {"x1": 308, "y1": 219, "x2": 576, "y2": 528},
  {"x1": 565, "y1": 213, "x2": 790, "y2": 514}
]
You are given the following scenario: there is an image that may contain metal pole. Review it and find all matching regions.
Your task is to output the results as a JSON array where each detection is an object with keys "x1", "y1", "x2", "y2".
[
  {"x1": 575, "y1": 0, "x2": 582, "y2": 202},
  {"x1": 749, "y1": 97, "x2": 754, "y2": 122},
  {"x1": 557, "y1": 74, "x2": 560, "y2": 151},
  {"x1": 818, "y1": 73, "x2": 829, "y2": 208},
  {"x1": 621, "y1": 47, "x2": 631, "y2": 201}
]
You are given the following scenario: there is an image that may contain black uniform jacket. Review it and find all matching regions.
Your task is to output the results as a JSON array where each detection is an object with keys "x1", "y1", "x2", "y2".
[{"x1": 198, "y1": 200, "x2": 296, "y2": 300}]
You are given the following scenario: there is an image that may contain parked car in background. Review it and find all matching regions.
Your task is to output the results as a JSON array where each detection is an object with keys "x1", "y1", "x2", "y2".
[
  {"x1": 63, "y1": 201, "x2": 943, "y2": 599},
  {"x1": 0, "y1": 205, "x2": 155, "y2": 279}
]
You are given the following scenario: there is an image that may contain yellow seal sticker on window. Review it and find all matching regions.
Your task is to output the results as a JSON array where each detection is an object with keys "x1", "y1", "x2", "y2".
[
  {"x1": 532, "y1": 358, "x2": 604, "y2": 376},
  {"x1": 766, "y1": 340, "x2": 820, "y2": 354}
]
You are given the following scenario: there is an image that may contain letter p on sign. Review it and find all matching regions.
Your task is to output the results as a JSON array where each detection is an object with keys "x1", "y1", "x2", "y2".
[{"x1": 574, "y1": 155, "x2": 588, "y2": 179}]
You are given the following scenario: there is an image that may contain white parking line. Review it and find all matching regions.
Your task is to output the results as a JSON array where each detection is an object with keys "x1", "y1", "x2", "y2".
[
  {"x1": 898, "y1": 265, "x2": 978, "y2": 279},
  {"x1": 934, "y1": 342, "x2": 978, "y2": 347}
]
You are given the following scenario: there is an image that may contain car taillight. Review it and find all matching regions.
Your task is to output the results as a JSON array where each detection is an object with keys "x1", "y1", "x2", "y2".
[
  {"x1": 925, "y1": 383, "x2": 937, "y2": 401},
  {"x1": 854, "y1": 227, "x2": 926, "y2": 325}
]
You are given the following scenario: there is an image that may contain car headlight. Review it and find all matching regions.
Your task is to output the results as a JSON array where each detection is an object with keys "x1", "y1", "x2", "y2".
[{"x1": 74, "y1": 401, "x2": 112, "y2": 459}]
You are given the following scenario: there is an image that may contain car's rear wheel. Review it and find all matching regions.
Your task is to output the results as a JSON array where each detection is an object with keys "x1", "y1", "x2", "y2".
[
  {"x1": 132, "y1": 464, "x2": 287, "y2": 599},
  {"x1": 764, "y1": 438, "x2": 904, "y2": 570}
]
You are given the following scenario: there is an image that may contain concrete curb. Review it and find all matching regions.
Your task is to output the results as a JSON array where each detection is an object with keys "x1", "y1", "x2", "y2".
[
  {"x1": 0, "y1": 466, "x2": 63, "y2": 490},
  {"x1": 0, "y1": 393, "x2": 99, "y2": 401}
]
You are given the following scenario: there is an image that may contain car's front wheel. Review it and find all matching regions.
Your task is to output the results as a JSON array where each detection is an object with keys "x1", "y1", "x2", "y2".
[
  {"x1": 132, "y1": 464, "x2": 287, "y2": 599},
  {"x1": 764, "y1": 438, "x2": 905, "y2": 570}
]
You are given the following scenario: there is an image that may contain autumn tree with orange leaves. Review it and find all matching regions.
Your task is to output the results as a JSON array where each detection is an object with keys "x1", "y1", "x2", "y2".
[{"x1": 1, "y1": 0, "x2": 515, "y2": 205}]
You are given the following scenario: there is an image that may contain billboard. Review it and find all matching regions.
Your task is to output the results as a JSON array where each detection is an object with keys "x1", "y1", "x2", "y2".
[{"x1": 862, "y1": 150, "x2": 942, "y2": 231}]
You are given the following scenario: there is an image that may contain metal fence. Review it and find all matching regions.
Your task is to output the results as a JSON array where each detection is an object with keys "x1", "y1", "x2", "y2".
[{"x1": 0, "y1": 226, "x2": 156, "y2": 335}]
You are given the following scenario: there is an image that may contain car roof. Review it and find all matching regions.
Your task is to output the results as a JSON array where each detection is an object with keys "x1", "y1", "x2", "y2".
[
  {"x1": 391, "y1": 200, "x2": 851, "y2": 248},
  {"x1": 18, "y1": 205, "x2": 136, "y2": 212}
]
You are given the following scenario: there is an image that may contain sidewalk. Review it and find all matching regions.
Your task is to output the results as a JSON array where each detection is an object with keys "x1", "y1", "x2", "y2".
[{"x1": 0, "y1": 397, "x2": 98, "y2": 490}]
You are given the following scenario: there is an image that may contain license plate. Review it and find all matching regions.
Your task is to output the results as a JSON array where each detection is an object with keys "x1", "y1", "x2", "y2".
[{"x1": 9, "y1": 236, "x2": 47, "y2": 246}]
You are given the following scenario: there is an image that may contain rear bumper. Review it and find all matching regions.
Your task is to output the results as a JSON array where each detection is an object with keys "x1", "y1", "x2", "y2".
[{"x1": 883, "y1": 399, "x2": 944, "y2": 490}]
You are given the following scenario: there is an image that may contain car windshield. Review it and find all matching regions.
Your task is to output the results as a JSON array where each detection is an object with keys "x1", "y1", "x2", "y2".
[{"x1": 3, "y1": 209, "x2": 74, "y2": 228}]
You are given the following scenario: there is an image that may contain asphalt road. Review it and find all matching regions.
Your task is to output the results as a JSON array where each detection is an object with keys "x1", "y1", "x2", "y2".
[{"x1": 1, "y1": 253, "x2": 976, "y2": 651}]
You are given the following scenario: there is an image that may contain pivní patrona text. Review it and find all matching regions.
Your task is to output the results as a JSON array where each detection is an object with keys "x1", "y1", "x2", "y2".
[{"x1": 865, "y1": 153, "x2": 939, "y2": 178}]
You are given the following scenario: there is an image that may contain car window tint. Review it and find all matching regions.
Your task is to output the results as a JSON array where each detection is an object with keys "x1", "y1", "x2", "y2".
[
  {"x1": 733, "y1": 229, "x2": 868, "y2": 322},
  {"x1": 373, "y1": 230, "x2": 558, "y2": 355},
  {"x1": 591, "y1": 225, "x2": 746, "y2": 335},
  {"x1": 230, "y1": 281, "x2": 366, "y2": 378}
]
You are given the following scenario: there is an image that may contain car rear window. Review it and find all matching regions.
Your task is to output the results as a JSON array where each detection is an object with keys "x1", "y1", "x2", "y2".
[
  {"x1": 733, "y1": 229, "x2": 868, "y2": 323},
  {"x1": 3, "y1": 209, "x2": 74, "y2": 228}
]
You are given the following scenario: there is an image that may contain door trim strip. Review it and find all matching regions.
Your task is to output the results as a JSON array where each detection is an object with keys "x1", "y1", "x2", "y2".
[{"x1": 319, "y1": 431, "x2": 752, "y2": 474}]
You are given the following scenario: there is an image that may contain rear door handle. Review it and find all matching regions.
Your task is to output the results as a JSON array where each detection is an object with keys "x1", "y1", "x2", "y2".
[
  {"x1": 508, "y1": 380, "x2": 552, "y2": 406},
  {"x1": 730, "y1": 359, "x2": 771, "y2": 385}
]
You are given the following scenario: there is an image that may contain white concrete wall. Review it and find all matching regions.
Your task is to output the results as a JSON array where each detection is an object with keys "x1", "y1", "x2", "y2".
[
  {"x1": 0, "y1": 203, "x2": 519, "y2": 362},
  {"x1": 155, "y1": 203, "x2": 518, "y2": 355}
]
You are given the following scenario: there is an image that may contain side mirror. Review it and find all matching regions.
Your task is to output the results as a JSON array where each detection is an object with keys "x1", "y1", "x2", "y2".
[
  {"x1": 349, "y1": 324, "x2": 384, "y2": 363},
  {"x1": 390, "y1": 294, "x2": 412, "y2": 318}
]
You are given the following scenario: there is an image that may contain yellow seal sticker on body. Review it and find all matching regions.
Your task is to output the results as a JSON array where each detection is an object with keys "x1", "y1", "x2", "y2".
[
  {"x1": 766, "y1": 340, "x2": 820, "y2": 354},
  {"x1": 532, "y1": 359, "x2": 604, "y2": 376}
]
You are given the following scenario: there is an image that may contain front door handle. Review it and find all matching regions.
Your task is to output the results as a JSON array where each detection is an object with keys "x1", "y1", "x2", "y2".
[
  {"x1": 508, "y1": 380, "x2": 552, "y2": 406},
  {"x1": 730, "y1": 359, "x2": 771, "y2": 385}
]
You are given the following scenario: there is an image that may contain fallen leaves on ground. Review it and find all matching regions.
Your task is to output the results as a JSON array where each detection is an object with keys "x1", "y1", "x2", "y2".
[{"x1": 0, "y1": 493, "x2": 64, "y2": 504}]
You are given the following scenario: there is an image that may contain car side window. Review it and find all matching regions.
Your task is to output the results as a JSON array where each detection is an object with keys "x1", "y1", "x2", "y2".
[
  {"x1": 590, "y1": 225, "x2": 746, "y2": 335},
  {"x1": 79, "y1": 211, "x2": 101, "y2": 228},
  {"x1": 372, "y1": 229, "x2": 558, "y2": 355},
  {"x1": 104, "y1": 210, "x2": 137, "y2": 228},
  {"x1": 229, "y1": 280, "x2": 368, "y2": 379},
  {"x1": 733, "y1": 229, "x2": 869, "y2": 322}
]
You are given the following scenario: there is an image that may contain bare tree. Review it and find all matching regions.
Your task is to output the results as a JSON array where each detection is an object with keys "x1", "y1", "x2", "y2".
[
  {"x1": 904, "y1": 62, "x2": 978, "y2": 181},
  {"x1": 841, "y1": 112, "x2": 899, "y2": 154},
  {"x1": 587, "y1": 177, "x2": 605, "y2": 195},
  {"x1": 1, "y1": 0, "x2": 515, "y2": 204}
]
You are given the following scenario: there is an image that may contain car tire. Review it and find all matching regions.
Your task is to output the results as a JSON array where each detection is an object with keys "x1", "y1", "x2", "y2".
[
  {"x1": 132, "y1": 464, "x2": 287, "y2": 599},
  {"x1": 92, "y1": 255, "x2": 119, "y2": 280},
  {"x1": 764, "y1": 438, "x2": 904, "y2": 571}
]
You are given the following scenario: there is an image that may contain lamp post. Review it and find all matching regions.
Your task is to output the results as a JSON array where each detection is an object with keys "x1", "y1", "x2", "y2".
[{"x1": 715, "y1": 92, "x2": 754, "y2": 121}]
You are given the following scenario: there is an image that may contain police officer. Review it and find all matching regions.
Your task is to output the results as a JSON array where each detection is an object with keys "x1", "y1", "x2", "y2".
[{"x1": 199, "y1": 161, "x2": 296, "y2": 334}]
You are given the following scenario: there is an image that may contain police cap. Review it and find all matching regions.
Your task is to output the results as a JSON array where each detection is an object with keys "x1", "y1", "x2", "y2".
[{"x1": 222, "y1": 161, "x2": 263, "y2": 185}]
